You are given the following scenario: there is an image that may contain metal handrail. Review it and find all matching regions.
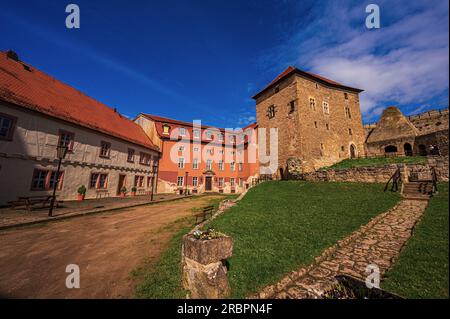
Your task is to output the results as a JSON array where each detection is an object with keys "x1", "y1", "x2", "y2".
[{"x1": 384, "y1": 167, "x2": 401, "y2": 192}]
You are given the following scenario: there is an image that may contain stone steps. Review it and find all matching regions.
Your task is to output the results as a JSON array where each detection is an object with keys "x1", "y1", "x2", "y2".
[{"x1": 402, "y1": 181, "x2": 432, "y2": 200}]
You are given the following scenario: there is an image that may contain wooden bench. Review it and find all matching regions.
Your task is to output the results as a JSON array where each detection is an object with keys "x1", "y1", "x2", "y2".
[
  {"x1": 95, "y1": 189, "x2": 110, "y2": 199},
  {"x1": 194, "y1": 205, "x2": 215, "y2": 224},
  {"x1": 8, "y1": 195, "x2": 62, "y2": 212}
]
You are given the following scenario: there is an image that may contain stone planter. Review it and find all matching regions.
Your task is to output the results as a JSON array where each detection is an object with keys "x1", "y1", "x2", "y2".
[{"x1": 182, "y1": 234, "x2": 233, "y2": 299}]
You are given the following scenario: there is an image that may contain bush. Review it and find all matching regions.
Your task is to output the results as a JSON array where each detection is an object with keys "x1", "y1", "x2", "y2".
[
  {"x1": 77, "y1": 185, "x2": 86, "y2": 195},
  {"x1": 120, "y1": 186, "x2": 127, "y2": 193},
  {"x1": 131, "y1": 186, "x2": 137, "y2": 192}
]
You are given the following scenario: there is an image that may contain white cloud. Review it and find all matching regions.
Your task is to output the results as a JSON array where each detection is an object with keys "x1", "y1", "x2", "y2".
[{"x1": 262, "y1": 0, "x2": 449, "y2": 120}]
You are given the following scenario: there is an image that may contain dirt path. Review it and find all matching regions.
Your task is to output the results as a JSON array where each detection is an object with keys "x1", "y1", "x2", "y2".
[{"x1": 0, "y1": 195, "x2": 221, "y2": 299}]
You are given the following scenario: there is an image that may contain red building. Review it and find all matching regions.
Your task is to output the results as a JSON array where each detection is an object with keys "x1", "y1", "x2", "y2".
[{"x1": 134, "y1": 114, "x2": 259, "y2": 194}]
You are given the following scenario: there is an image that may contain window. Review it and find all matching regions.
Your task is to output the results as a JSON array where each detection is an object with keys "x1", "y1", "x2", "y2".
[
  {"x1": 267, "y1": 105, "x2": 276, "y2": 119},
  {"x1": 177, "y1": 176, "x2": 184, "y2": 187},
  {"x1": 344, "y1": 92, "x2": 348, "y2": 100},
  {"x1": 238, "y1": 163, "x2": 243, "y2": 171},
  {"x1": 219, "y1": 160, "x2": 224, "y2": 171},
  {"x1": 206, "y1": 159, "x2": 212, "y2": 170},
  {"x1": 139, "y1": 152, "x2": 152, "y2": 166},
  {"x1": 178, "y1": 157, "x2": 185, "y2": 169},
  {"x1": 341, "y1": 146, "x2": 345, "y2": 151},
  {"x1": 320, "y1": 143, "x2": 325, "y2": 150},
  {"x1": 0, "y1": 113, "x2": 17, "y2": 141},
  {"x1": 127, "y1": 149, "x2": 135, "y2": 162},
  {"x1": 325, "y1": 123, "x2": 329, "y2": 130},
  {"x1": 239, "y1": 178, "x2": 243, "y2": 187},
  {"x1": 348, "y1": 128, "x2": 353, "y2": 135},
  {"x1": 58, "y1": 130, "x2": 75, "y2": 151},
  {"x1": 179, "y1": 127, "x2": 186, "y2": 136},
  {"x1": 315, "y1": 83, "x2": 319, "y2": 89},
  {"x1": 162, "y1": 125, "x2": 170, "y2": 135},
  {"x1": 230, "y1": 162, "x2": 235, "y2": 171},
  {"x1": 89, "y1": 173, "x2": 108, "y2": 189},
  {"x1": 218, "y1": 177, "x2": 224, "y2": 187},
  {"x1": 193, "y1": 158, "x2": 199, "y2": 169},
  {"x1": 178, "y1": 145, "x2": 185, "y2": 152},
  {"x1": 207, "y1": 148, "x2": 213, "y2": 155},
  {"x1": 193, "y1": 147, "x2": 199, "y2": 152},
  {"x1": 309, "y1": 98, "x2": 316, "y2": 110},
  {"x1": 100, "y1": 141, "x2": 111, "y2": 158},
  {"x1": 192, "y1": 177, "x2": 198, "y2": 187},
  {"x1": 147, "y1": 176, "x2": 153, "y2": 188},
  {"x1": 314, "y1": 121, "x2": 318, "y2": 128},
  {"x1": 193, "y1": 129, "x2": 200, "y2": 139},
  {"x1": 274, "y1": 86, "x2": 280, "y2": 93},
  {"x1": 288, "y1": 100, "x2": 296, "y2": 114},
  {"x1": 230, "y1": 178, "x2": 235, "y2": 187},
  {"x1": 322, "y1": 102, "x2": 330, "y2": 115},
  {"x1": 205, "y1": 130, "x2": 213, "y2": 140},
  {"x1": 134, "y1": 175, "x2": 144, "y2": 187},
  {"x1": 345, "y1": 106, "x2": 352, "y2": 119},
  {"x1": 219, "y1": 150, "x2": 224, "y2": 155},
  {"x1": 31, "y1": 169, "x2": 64, "y2": 191}
]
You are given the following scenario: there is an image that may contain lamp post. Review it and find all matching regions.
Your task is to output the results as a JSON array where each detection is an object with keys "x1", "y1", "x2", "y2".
[
  {"x1": 184, "y1": 171, "x2": 189, "y2": 196},
  {"x1": 49, "y1": 144, "x2": 67, "y2": 217},
  {"x1": 151, "y1": 160, "x2": 159, "y2": 201}
]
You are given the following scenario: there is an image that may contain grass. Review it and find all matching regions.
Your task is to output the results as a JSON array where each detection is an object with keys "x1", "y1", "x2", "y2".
[
  {"x1": 382, "y1": 183, "x2": 449, "y2": 299},
  {"x1": 133, "y1": 194, "x2": 238, "y2": 299},
  {"x1": 207, "y1": 181, "x2": 400, "y2": 298},
  {"x1": 320, "y1": 156, "x2": 427, "y2": 170}
]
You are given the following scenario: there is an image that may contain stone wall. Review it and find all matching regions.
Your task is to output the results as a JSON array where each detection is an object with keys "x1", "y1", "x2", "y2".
[{"x1": 300, "y1": 156, "x2": 449, "y2": 183}]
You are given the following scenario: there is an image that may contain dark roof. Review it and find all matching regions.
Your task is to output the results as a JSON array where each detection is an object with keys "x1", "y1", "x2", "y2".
[{"x1": 252, "y1": 66, "x2": 364, "y2": 100}]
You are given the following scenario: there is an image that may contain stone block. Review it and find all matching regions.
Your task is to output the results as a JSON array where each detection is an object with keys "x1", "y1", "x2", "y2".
[{"x1": 183, "y1": 234, "x2": 233, "y2": 265}]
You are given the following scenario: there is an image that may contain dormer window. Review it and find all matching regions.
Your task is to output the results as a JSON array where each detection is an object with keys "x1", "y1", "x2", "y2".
[
  {"x1": 179, "y1": 127, "x2": 186, "y2": 136},
  {"x1": 162, "y1": 125, "x2": 170, "y2": 135},
  {"x1": 205, "y1": 131, "x2": 213, "y2": 140}
]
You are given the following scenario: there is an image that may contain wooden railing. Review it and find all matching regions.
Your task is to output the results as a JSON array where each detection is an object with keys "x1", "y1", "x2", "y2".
[{"x1": 384, "y1": 167, "x2": 401, "y2": 192}]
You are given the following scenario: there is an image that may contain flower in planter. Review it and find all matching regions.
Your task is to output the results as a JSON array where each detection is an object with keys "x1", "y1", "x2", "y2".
[
  {"x1": 193, "y1": 228, "x2": 226, "y2": 240},
  {"x1": 77, "y1": 185, "x2": 86, "y2": 195}
]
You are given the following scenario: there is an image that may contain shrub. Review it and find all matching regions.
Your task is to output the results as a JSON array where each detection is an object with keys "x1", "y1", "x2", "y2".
[{"x1": 77, "y1": 185, "x2": 86, "y2": 195}]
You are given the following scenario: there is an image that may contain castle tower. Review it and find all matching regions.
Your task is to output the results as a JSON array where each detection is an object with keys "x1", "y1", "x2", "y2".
[{"x1": 253, "y1": 66, "x2": 366, "y2": 175}]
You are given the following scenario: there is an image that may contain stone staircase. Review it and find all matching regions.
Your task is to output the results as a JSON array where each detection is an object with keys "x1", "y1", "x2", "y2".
[{"x1": 401, "y1": 181, "x2": 433, "y2": 200}]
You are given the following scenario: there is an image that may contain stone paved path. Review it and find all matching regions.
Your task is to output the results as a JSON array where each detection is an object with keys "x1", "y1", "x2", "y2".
[{"x1": 254, "y1": 199, "x2": 429, "y2": 299}]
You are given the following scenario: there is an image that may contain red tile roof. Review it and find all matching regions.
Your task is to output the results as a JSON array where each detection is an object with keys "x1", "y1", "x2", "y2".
[
  {"x1": 252, "y1": 66, "x2": 363, "y2": 99},
  {"x1": 141, "y1": 113, "x2": 256, "y2": 144},
  {"x1": 0, "y1": 51, "x2": 159, "y2": 151}
]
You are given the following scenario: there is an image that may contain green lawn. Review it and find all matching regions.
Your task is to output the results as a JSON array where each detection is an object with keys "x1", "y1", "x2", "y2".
[
  {"x1": 382, "y1": 183, "x2": 449, "y2": 299},
  {"x1": 321, "y1": 156, "x2": 427, "y2": 170},
  {"x1": 208, "y1": 181, "x2": 400, "y2": 298},
  {"x1": 134, "y1": 194, "x2": 237, "y2": 299},
  {"x1": 134, "y1": 182, "x2": 400, "y2": 299}
]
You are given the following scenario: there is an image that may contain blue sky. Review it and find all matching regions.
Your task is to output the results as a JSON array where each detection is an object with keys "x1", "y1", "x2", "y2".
[{"x1": 0, "y1": 0, "x2": 448, "y2": 127}]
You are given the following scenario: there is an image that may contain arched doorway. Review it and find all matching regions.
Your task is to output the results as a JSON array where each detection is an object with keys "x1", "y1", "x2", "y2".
[
  {"x1": 384, "y1": 145, "x2": 397, "y2": 155},
  {"x1": 418, "y1": 144, "x2": 427, "y2": 156},
  {"x1": 403, "y1": 143, "x2": 413, "y2": 156},
  {"x1": 349, "y1": 144, "x2": 357, "y2": 159}
]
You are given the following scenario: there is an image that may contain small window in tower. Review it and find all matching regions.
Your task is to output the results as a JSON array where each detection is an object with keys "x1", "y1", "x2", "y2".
[
  {"x1": 315, "y1": 83, "x2": 319, "y2": 89},
  {"x1": 288, "y1": 100, "x2": 296, "y2": 114},
  {"x1": 348, "y1": 128, "x2": 353, "y2": 135},
  {"x1": 275, "y1": 86, "x2": 280, "y2": 93},
  {"x1": 267, "y1": 105, "x2": 276, "y2": 119},
  {"x1": 326, "y1": 123, "x2": 329, "y2": 130},
  {"x1": 344, "y1": 92, "x2": 348, "y2": 100},
  {"x1": 314, "y1": 121, "x2": 318, "y2": 128},
  {"x1": 309, "y1": 97, "x2": 316, "y2": 110},
  {"x1": 341, "y1": 146, "x2": 345, "y2": 151}
]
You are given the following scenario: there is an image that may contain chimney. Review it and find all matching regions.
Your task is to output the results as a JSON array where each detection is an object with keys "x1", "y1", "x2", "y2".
[{"x1": 6, "y1": 50, "x2": 19, "y2": 62}]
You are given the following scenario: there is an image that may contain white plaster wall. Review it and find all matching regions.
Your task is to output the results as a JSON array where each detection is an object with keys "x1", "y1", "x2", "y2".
[{"x1": 0, "y1": 103, "x2": 159, "y2": 205}]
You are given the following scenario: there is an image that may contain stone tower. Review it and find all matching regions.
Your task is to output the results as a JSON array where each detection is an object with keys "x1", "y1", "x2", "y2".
[{"x1": 253, "y1": 66, "x2": 366, "y2": 175}]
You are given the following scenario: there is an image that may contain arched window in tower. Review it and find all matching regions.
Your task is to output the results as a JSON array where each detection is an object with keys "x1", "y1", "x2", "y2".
[{"x1": 266, "y1": 105, "x2": 276, "y2": 119}]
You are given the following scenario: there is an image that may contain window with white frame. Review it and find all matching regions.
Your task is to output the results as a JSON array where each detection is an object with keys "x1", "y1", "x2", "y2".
[
  {"x1": 230, "y1": 162, "x2": 235, "y2": 171},
  {"x1": 179, "y1": 145, "x2": 184, "y2": 151},
  {"x1": 218, "y1": 177, "x2": 224, "y2": 187},
  {"x1": 322, "y1": 101, "x2": 330, "y2": 114},
  {"x1": 219, "y1": 160, "x2": 224, "y2": 171},
  {"x1": 177, "y1": 176, "x2": 184, "y2": 187},
  {"x1": 0, "y1": 113, "x2": 17, "y2": 140},
  {"x1": 179, "y1": 127, "x2": 186, "y2": 136},
  {"x1": 178, "y1": 157, "x2": 185, "y2": 169},
  {"x1": 192, "y1": 158, "x2": 198, "y2": 169},
  {"x1": 192, "y1": 176, "x2": 198, "y2": 187},
  {"x1": 205, "y1": 130, "x2": 213, "y2": 140},
  {"x1": 230, "y1": 178, "x2": 235, "y2": 187},
  {"x1": 238, "y1": 163, "x2": 243, "y2": 171},
  {"x1": 193, "y1": 129, "x2": 200, "y2": 139},
  {"x1": 206, "y1": 159, "x2": 212, "y2": 170}
]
